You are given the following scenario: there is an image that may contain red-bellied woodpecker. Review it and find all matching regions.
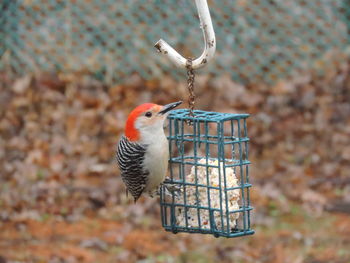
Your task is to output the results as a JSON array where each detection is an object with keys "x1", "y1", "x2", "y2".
[{"x1": 116, "y1": 101, "x2": 182, "y2": 202}]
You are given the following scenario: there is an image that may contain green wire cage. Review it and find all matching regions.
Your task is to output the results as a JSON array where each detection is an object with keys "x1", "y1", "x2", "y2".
[{"x1": 160, "y1": 109, "x2": 254, "y2": 238}]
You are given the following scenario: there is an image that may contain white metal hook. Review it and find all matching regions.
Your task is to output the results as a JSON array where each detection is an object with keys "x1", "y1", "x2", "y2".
[{"x1": 154, "y1": 0, "x2": 216, "y2": 70}]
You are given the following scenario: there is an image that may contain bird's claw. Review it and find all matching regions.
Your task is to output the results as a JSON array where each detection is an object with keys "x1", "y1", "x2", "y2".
[
  {"x1": 159, "y1": 179, "x2": 182, "y2": 198},
  {"x1": 148, "y1": 179, "x2": 182, "y2": 199}
]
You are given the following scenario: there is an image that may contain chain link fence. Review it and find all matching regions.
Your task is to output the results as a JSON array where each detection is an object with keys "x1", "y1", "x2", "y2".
[{"x1": 1, "y1": 0, "x2": 350, "y2": 85}]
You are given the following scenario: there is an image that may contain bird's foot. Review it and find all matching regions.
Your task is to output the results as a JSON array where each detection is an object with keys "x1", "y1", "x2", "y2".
[
  {"x1": 159, "y1": 179, "x2": 182, "y2": 198},
  {"x1": 148, "y1": 179, "x2": 182, "y2": 198}
]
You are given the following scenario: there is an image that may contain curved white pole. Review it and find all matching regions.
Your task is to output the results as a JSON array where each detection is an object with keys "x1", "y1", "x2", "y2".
[{"x1": 154, "y1": 0, "x2": 216, "y2": 70}]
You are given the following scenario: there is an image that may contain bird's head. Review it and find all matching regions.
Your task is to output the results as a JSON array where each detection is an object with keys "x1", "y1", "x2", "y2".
[{"x1": 125, "y1": 101, "x2": 182, "y2": 141}]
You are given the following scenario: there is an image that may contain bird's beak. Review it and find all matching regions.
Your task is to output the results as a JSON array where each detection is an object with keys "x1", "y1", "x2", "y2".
[{"x1": 159, "y1": 101, "x2": 182, "y2": 115}]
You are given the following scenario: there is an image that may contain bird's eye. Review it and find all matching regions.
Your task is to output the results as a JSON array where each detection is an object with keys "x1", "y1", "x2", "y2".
[{"x1": 145, "y1": 111, "x2": 152, "y2": 118}]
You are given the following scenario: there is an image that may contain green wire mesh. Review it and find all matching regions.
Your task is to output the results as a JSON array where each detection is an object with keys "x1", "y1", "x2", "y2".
[
  {"x1": 160, "y1": 109, "x2": 254, "y2": 238},
  {"x1": 1, "y1": 0, "x2": 350, "y2": 85}
]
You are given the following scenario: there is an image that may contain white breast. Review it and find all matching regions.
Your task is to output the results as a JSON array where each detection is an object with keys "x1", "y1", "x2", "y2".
[{"x1": 140, "y1": 125, "x2": 169, "y2": 193}]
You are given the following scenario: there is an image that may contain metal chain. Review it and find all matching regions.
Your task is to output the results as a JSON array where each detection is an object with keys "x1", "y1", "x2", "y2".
[{"x1": 186, "y1": 58, "x2": 195, "y2": 125}]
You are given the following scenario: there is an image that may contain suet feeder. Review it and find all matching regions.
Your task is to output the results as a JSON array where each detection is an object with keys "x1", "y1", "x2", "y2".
[
  {"x1": 155, "y1": 0, "x2": 254, "y2": 238},
  {"x1": 160, "y1": 109, "x2": 254, "y2": 238}
]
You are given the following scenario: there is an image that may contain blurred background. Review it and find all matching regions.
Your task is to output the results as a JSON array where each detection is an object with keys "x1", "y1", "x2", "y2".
[{"x1": 0, "y1": 0, "x2": 349, "y2": 262}]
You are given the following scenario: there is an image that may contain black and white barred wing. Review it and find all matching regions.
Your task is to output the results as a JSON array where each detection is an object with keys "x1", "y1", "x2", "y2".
[{"x1": 116, "y1": 136, "x2": 149, "y2": 202}]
